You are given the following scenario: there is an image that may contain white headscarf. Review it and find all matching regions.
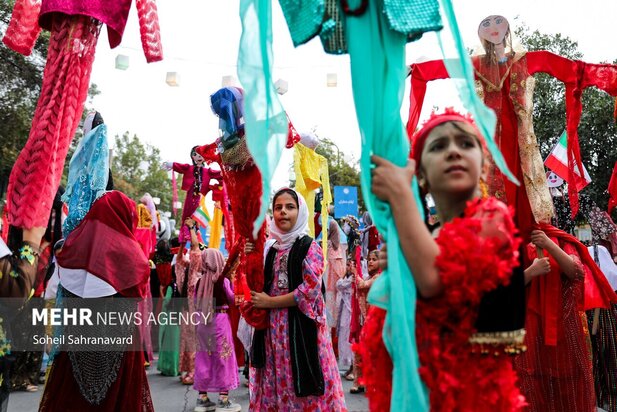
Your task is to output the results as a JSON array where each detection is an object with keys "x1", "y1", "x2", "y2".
[{"x1": 269, "y1": 189, "x2": 309, "y2": 250}]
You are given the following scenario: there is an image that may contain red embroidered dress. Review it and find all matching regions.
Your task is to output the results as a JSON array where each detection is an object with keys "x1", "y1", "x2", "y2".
[{"x1": 359, "y1": 198, "x2": 525, "y2": 411}]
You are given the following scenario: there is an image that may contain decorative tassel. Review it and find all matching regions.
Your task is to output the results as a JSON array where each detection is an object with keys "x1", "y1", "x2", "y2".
[
  {"x1": 135, "y1": 0, "x2": 163, "y2": 63},
  {"x1": 2, "y1": 0, "x2": 42, "y2": 56}
]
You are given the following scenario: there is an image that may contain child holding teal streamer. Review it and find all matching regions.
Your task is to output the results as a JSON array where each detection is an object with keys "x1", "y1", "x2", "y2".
[{"x1": 360, "y1": 110, "x2": 526, "y2": 411}]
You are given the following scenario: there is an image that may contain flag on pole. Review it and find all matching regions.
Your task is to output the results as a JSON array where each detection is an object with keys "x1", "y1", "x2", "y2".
[
  {"x1": 191, "y1": 195, "x2": 211, "y2": 229},
  {"x1": 544, "y1": 131, "x2": 591, "y2": 192}
]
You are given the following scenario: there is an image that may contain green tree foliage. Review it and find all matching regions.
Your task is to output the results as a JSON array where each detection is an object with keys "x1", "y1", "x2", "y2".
[
  {"x1": 111, "y1": 132, "x2": 176, "y2": 213},
  {"x1": 315, "y1": 137, "x2": 365, "y2": 212},
  {"x1": 515, "y1": 24, "x2": 617, "y2": 215}
]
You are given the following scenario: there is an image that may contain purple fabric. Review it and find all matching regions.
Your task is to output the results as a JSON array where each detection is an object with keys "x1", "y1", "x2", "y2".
[
  {"x1": 39, "y1": 0, "x2": 132, "y2": 48},
  {"x1": 213, "y1": 277, "x2": 234, "y2": 308},
  {"x1": 194, "y1": 278, "x2": 239, "y2": 392}
]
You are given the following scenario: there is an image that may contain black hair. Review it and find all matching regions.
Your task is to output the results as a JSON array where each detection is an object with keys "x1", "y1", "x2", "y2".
[
  {"x1": 92, "y1": 112, "x2": 104, "y2": 129},
  {"x1": 190, "y1": 146, "x2": 202, "y2": 196},
  {"x1": 190, "y1": 146, "x2": 200, "y2": 165},
  {"x1": 170, "y1": 237, "x2": 180, "y2": 248},
  {"x1": 106, "y1": 169, "x2": 114, "y2": 191},
  {"x1": 272, "y1": 188, "x2": 299, "y2": 209}
]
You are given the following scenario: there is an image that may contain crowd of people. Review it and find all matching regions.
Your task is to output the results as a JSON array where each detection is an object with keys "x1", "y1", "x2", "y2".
[
  {"x1": 2, "y1": 5, "x2": 617, "y2": 412},
  {"x1": 2, "y1": 105, "x2": 616, "y2": 412}
]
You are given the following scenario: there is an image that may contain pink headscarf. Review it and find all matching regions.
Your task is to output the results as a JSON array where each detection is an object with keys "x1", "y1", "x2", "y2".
[{"x1": 195, "y1": 248, "x2": 226, "y2": 322}]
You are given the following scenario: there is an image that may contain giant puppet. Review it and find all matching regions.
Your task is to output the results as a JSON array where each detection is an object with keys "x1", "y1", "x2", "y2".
[
  {"x1": 3, "y1": 0, "x2": 163, "y2": 230},
  {"x1": 408, "y1": 15, "x2": 617, "y2": 239}
]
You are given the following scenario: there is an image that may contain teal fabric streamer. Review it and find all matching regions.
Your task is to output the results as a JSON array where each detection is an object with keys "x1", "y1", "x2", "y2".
[
  {"x1": 436, "y1": 0, "x2": 518, "y2": 184},
  {"x1": 62, "y1": 124, "x2": 109, "y2": 237},
  {"x1": 346, "y1": 0, "x2": 428, "y2": 410},
  {"x1": 237, "y1": 0, "x2": 288, "y2": 238}
]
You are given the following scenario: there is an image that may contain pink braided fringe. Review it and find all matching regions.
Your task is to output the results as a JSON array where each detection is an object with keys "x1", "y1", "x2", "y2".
[
  {"x1": 2, "y1": 0, "x2": 42, "y2": 56},
  {"x1": 7, "y1": 15, "x2": 100, "y2": 229},
  {"x1": 136, "y1": 0, "x2": 163, "y2": 63}
]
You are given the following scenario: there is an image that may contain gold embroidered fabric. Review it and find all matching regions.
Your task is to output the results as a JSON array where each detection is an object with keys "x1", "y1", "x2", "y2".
[
  {"x1": 474, "y1": 53, "x2": 554, "y2": 223},
  {"x1": 137, "y1": 204, "x2": 153, "y2": 228},
  {"x1": 516, "y1": 74, "x2": 554, "y2": 223},
  {"x1": 469, "y1": 328, "x2": 527, "y2": 356}
]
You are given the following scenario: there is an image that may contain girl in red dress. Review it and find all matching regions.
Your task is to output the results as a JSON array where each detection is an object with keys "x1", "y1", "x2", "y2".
[{"x1": 359, "y1": 109, "x2": 527, "y2": 411}]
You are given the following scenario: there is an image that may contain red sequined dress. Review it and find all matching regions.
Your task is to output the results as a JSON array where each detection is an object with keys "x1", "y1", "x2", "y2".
[{"x1": 359, "y1": 198, "x2": 526, "y2": 411}]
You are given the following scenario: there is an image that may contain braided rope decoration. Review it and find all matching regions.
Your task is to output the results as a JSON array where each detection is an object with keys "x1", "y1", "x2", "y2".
[
  {"x1": 2, "y1": 0, "x2": 42, "y2": 56},
  {"x1": 136, "y1": 0, "x2": 163, "y2": 63},
  {"x1": 7, "y1": 15, "x2": 101, "y2": 229}
]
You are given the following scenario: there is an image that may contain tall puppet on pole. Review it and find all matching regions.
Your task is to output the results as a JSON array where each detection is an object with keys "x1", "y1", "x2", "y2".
[{"x1": 3, "y1": 0, "x2": 163, "y2": 231}]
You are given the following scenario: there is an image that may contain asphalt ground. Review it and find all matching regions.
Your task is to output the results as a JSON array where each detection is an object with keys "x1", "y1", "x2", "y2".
[{"x1": 8, "y1": 358, "x2": 369, "y2": 411}]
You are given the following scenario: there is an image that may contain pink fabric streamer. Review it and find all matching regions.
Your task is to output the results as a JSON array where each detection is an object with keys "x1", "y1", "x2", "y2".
[
  {"x1": 172, "y1": 171, "x2": 178, "y2": 216},
  {"x1": 136, "y1": 0, "x2": 163, "y2": 63},
  {"x1": 2, "y1": 0, "x2": 42, "y2": 56}
]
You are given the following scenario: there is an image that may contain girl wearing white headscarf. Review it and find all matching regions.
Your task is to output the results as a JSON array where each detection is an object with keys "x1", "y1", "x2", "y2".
[{"x1": 247, "y1": 188, "x2": 346, "y2": 411}]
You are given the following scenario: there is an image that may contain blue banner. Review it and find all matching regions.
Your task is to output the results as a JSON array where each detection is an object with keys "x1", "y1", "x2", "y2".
[{"x1": 333, "y1": 186, "x2": 358, "y2": 218}]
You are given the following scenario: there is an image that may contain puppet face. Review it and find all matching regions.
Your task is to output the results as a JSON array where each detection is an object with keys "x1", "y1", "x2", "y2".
[
  {"x1": 478, "y1": 15, "x2": 509, "y2": 45},
  {"x1": 419, "y1": 121, "x2": 485, "y2": 200},
  {"x1": 546, "y1": 171, "x2": 564, "y2": 188},
  {"x1": 273, "y1": 192, "x2": 299, "y2": 233},
  {"x1": 191, "y1": 151, "x2": 205, "y2": 166},
  {"x1": 367, "y1": 252, "x2": 380, "y2": 274}
]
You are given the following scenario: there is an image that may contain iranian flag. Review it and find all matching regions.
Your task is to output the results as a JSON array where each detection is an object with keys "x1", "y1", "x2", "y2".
[
  {"x1": 191, "y1": 195, "x2": 211, "y2": 229},
  {"x1": 544, "y1": 131, "x2": 591, "y2": 191}
]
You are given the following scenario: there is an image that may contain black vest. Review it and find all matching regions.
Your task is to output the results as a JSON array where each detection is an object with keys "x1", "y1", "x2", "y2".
[{"x1": 250, "y1": 236, "x2": 325, "y2": 397}]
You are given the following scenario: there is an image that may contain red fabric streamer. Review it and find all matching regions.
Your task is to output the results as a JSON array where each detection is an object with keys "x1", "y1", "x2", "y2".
[
  {"x1": 171, "y1": 171, "x2": 178, "y2": 216},
  {"x1": 135, "y1": 0, "x2": 163, "y2": 63},
  {"x1": 608, "y1": 161, "x2": 617, "y2": 215},
  {"x1": 1, "y1": 0, "x2": 42, "y2": 56},
  {"x1": 57, "y1": 191, "x2": 150, "y2": 298},
  {"x1": 349, "y1": 246, "x2": 363, "y2": 343},
  {"x1": 223, "y1": 166, "x2": 267, "y2": 329},
  {"x1": 195, "y1": 143, "x2": 267, "y2": 328},
  {"x1": 7, "y1": 14, "x2": 99, "y2": 229},
  {"x1": 286, "y1": 114, "x2": 302, "y2": 148}
]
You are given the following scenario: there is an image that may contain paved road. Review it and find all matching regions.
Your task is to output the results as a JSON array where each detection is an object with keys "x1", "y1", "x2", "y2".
[{"x1": 8, "y1": 360, "x2": 369, "y2": 411}]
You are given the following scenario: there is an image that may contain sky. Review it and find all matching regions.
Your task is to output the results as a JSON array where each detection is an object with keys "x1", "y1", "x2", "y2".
[{"x1": 86, "y1": 0, "x2": 617, "y2": 205}]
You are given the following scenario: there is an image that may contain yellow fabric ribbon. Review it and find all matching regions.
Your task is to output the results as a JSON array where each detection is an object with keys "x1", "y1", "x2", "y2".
[
  {"x1": 293, "y1": 143, "x2": 332, "y2": 259},
  {"x1": 208, "y1": 206, "x2": 224, "y2": 249}
]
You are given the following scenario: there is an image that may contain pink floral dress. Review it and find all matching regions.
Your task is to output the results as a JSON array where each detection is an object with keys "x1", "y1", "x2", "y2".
[{"x1": 249, "y1": 242, "x2": 347, "y2": 411}]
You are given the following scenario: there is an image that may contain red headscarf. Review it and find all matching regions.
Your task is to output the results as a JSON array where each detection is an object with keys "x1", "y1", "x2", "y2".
[
  {"x1": 57, "y1": 191, "x2": 150, "y2": 298},
  {"x1": 410, "y1": 108, "x2": 486, "y2": 170}
]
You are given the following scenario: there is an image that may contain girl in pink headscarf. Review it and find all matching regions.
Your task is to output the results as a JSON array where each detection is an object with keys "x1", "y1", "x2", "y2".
[{"x1": 185, "y1": 219, "x2": 240, "y2": 412}]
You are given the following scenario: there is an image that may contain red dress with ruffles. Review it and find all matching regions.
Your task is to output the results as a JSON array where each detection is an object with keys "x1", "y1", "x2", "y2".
[{"x1": 358, "y1": 198, "x2": 525, "y2": 411}]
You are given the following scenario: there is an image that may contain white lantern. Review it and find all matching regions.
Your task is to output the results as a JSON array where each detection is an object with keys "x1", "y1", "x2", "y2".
[
  {"x1": 274, "y1": 78, "x2": 288, "y2": 95},
  {"x1": 326, "y1": 73, "x2": 337, "y2": 87},
  {"x1": 115, "y1": 54, "x2": 129, "y2": 70},
  {"x1": 173, "y1": 201, "x2": 183, "y2": 210},
  {"x1": 222, "y1": 75, "x2": 236, "y2": 87},
  {"x1": 152, "y1": 197, "x2": 161, "y2": 205},
  {"x1": 166, "y1": 72, "x2": 180, "y2": 87}
]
